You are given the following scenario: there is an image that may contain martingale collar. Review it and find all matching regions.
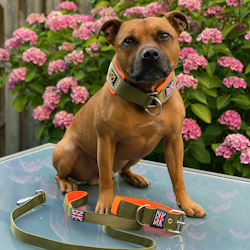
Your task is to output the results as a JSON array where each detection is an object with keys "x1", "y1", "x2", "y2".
[{"x1": 106, "y1": 56, "x2": 176, "y2": 116}]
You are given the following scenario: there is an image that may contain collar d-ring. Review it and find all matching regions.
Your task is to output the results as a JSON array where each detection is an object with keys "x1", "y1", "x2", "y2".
[{"x1": 145, "y1": 95, "x2": 163, "y2": 116}]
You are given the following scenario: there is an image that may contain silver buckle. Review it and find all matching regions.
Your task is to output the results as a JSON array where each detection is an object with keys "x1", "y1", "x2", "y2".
[
  {"x1": 16, "y1": 190, "x2": 44, "y2": 206},
  {"x1": 145, "y1": 93, "x2": 162, "y2": 116},
  {"x1": 167, "y1": 210, "x2": 186, "y2": 234},
  {"x1": 135, "y1": 204, "x2": 151, "y2": 225}
]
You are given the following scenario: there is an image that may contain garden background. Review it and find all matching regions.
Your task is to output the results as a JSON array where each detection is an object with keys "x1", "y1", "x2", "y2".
[{"x1": 0, "y1": 0, "x2": 250, "y2": 178}]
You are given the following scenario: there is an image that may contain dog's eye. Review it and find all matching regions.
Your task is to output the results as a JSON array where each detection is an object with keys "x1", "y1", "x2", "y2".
[
  {"x1": 159, "y1": 33, "x2": 170, "y2": 40},
  {"x1": 123, "y1": 38, "x2": 134, "y2": 45}
]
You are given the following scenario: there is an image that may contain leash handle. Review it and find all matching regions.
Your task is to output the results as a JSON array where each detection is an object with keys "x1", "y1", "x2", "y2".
[{"x1": 11, "y1": 191, "x2": 156, "y2": 250}]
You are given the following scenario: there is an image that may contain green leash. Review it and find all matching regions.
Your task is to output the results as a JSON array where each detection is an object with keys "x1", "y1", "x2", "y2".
[{"x1": 11, "y1": 190, "x2": 185, "y2": 250}]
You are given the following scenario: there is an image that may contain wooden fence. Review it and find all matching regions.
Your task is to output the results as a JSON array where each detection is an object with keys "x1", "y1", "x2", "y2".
[{"x1": 0, "y1": 0, "x2": 92, "y2": 156}]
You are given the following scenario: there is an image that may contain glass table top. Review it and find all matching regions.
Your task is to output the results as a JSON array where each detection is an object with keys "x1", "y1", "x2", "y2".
[{"x1": 0, "y1": 144, "x2": 250, "y2": 250}]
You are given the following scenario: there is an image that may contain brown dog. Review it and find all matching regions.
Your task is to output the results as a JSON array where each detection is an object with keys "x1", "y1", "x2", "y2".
[{"x1": 53, "y1": 11, "x2": 206, "y2": 217}]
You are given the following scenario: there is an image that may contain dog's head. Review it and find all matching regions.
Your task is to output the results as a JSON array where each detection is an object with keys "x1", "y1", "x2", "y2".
[{"x1": 96, "y1": 12, "x2": 188, "y2": 91}]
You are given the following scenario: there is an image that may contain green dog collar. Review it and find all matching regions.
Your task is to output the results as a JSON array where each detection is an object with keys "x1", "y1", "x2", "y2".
[{"x1": 106, "y1": 57, "x2": 176, "y2": 116}]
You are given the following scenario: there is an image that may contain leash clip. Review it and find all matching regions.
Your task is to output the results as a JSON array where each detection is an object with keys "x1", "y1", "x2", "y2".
[
  {"x1": 145, "y1": 92, "x2": 162, "y2": 116},
  {"x1": 167, "y1": 210, "x2": 186, "y2": 234},
  {"x1": 16, "y1": 190, "x2": 44, "y2": 206}
]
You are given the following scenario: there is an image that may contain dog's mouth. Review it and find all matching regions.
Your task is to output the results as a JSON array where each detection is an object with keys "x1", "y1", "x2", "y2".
[{"x1": 134, "y1": 67, "x2": 167, "y2": 82}]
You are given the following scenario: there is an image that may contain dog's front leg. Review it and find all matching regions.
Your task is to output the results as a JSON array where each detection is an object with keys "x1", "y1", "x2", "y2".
[
  {"x1": 95, "y1": 136, "x2": 116, "y2": 214},
  {"x1": 163, "y1": 134, "x2": 206, "y2": 218}
]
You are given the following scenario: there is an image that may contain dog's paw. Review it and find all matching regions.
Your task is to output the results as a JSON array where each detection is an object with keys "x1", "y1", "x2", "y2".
[
  {"x1": 55, "y1": 176, "x2": 78, "y2": 194},
  {"x1": 95, "y1": 193, "x2": 114, "y2": 214},
  {"x1": 119, "y1": 171, "x2": 150, "y2": 188},
  {"x1": 177, "y1": 196, "x2": 206, "y2": 218}
]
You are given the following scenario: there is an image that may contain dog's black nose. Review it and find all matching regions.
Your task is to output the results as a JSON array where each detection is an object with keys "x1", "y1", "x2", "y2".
[{"x1": 141, "y1": 48, "x2": 160, "y2": 61}]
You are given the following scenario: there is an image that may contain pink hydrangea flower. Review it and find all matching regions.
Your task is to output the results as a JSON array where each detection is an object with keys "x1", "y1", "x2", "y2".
[
  {"x1": 42, "y1": 86, "x2": 61, "y2": 110},
  {"x1": 72, "y1": 22, "x2": 98, "y2": 40},
  {"x1": 4, "y1": 37, "x2": 22, "y2": 49},
  {"x1": 124, "y1": 2, "x2": 168, "y2": 18},
  {"x1": 13, "y1": 28, "x2": 38, "y2": 45},
  {"x1": 59, "y1": 41, "x2": 75, "y2": 52},
  {"x1": 245, "y1": 31, "x2": 250, "y2": 40},
  {"x1": 203, "y1": 5, "x2": 225, "y2": 18},
  {"x1": 179, "y1": 47, "x2": 199, "y2": 59},
  {"x1": 48, "y1": 59, "x2": 68, "y2": 75},
  {"x1": 64, "y1": 50, "x2": 84, "y2": 65},
  {"x1": 182, "y1": 118, "x2": 202, "y2": 141},
  {"x1": 240, "y1": 148, "x2": 250, "y2": 165},
  {"x1": 53, "y1": 111, "x2": 74, "y2": 129},
  {"x1": 8, "y1": 67, "x2": 27, "y2": 90},
  {"x1": 0, "y1": 48, "x2": 10, "y2": 61},
  {"x1": 178, "y1": 31, "x2": 192, "y2": 43},
  {"x1": 216, "y1": 134, "x2": 250, "y2": 159},
  {"x1": 143, "y1": 2, "x2": 168, "y2": 17},
  {"x1": 26, "y1": 13, "x2": 46, "y2": 25},
  {"x1": 73, "y1": 14, "x2": 94, "y2": 23},
  {"x1": 57, "y1": 76, "x2": 78, "y2": 94},
  {"x1": 176, "y1": 73, "x2": 198, "y2": 91},
  {"x1": 58, "y1": 1, "x2": 77, "y2": 11},
  {"x1": 97, "y1": 16, "x2": 120, "y2": 26},
  {"x1": 217, "y1": 56, "x2": 243, "y2": 73},
  {"x1": 90, "y1": 42, "x2": 102, "y2": 51},
  {"x1": 45, "y1": 11, "x2": 77, "y2": 32},
  {"x1": 222, "y1": 76, "x2": 247, "y2": 89},
  {"x1": 218, "y1": 110, "x2": 241, "y2": 130},
  {"x1": 70, "y1": 86, "x2": 89, "y2": 104},
  {"x1": 197, "y1": 28, "x2": 224, "y2": 43},
  {"x1": 234, "y1": 23, "x2": 247, "y2": 32},
  {"x1": 183, "y1": 54, "x2": 208, "y2": 74},
  {"x1": 33, "y1": 105, "x2": 52, "y2": 121},
  {"x1": 178, "y1": 0, "x2": 202, "y2": 12},
  {"x1": 226, "y1": 0, "x2": 241, "y2": 7},
  {"x1": 22, "y1": 47, "x2": 47, "y2": 66},
  {"x1": 91, "y1": 5, "x2": 116, "y2": 17}
]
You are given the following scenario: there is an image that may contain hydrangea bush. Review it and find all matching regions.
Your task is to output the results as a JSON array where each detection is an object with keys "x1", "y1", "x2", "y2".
[{"x1": 0, "y1": 0, "x2": 250, "y2": 178}]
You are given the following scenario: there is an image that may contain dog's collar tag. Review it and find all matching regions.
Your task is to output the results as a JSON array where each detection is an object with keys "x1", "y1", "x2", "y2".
[{"x1": 106, "y1": 56, "x2": 176, "y2": 115}]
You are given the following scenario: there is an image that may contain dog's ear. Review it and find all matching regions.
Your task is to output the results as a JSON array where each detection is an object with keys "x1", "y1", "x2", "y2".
[
  {"x1": 95, "y1": 19, "x2": 123, "y2": 46},
  {"x1": 165, "y1": 11, "x2": 188, "y2": 37}
]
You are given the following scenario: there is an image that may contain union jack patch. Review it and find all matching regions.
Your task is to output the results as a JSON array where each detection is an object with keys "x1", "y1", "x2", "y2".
[
  {"x1": 71, "y1": 209, "x2": 84, "y2": 222},
  {"x1": 109, "y1": 69, "x2": 117, "y2": 85},
  {"x1": 152, "y1": 209, "x2": 166, "y2": 228},
  {"x1": 165, "y1": 80, "x2": 174, "y2": 97}
]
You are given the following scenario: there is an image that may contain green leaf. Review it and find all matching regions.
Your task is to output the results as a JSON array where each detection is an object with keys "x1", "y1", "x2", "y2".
[
  {"x1": 245, "y1": 63, "x2": 250, "y2": 74},
  {"x1": 205, "y1": 124, "x2": 223, "y2": 136},
  {"x1": 223, "y1": 161, "x2": 235, "y2": 175},
  {"x1": 85, "y1": 35, "x2": 106, "y2": 47},
  {"x1": 191, "y1": 103, "x2": 211, "y2": 123},
  {"x1": 189, "y1": 90, "x2": 207, "y2": 104},
  {"x1": 27, "y1": 81, "x2": 45, "y2": 94},
  {"x1": 73, "y1": 103, "x2": 83, "y2": 114},
  {"x1": 192, "y1": 137, "x2": 205, "y2": 148},
  {"x1": 195, "y1": 73, "x2": 211, "y2": 88},
  {"x1": 222, "y1": 24, "x2": 237, "y2": 38},
  {"x1": 231, "y1": 95, "x2": 250, "y2": 106},
  {"x1": 241, "y1": 41, "x2": 250, "y2": 50},
  {"x1": 25, "y1": 69, "x2": 36, "y2": 83},
  {"x1": 210, "y1": 76, "x2": 222, "y2": 88},
  {"x1": 101, "y1": 44, "x2": 115, "y2": 51},
  {"x1": 73, "y1": 70, "x2": 85, "y2": 80},
  {"x1": 13, "y1": 94, "x2": 29, "y2": 112},
  {"x1": 246, "y1": 127, "x2": 250, "y2": 137},
  {"x1": 217, "y1": 94, "x2": 231, "y2": 110},
  {"x1": 184, "y1": 99, "x2": 190, "y2": 108},
  {"x1": 190, "y1": 146, "x2": 211, "y2": 164},
  {"x1": 240, "y1": 120, "x2": 248, "y2": 130},
  {"x1": 184, "y1": 156, "x2": 200, "y2": 169},
  {"x1": 85, "y1": 66, "x2": 99, "y2": 72},
  {"x1": 35, "y1": 124, "x2": 45, "y2": 139},
  {"x1": 206, "y1": 62, "x2": 216, "y2": 77},
  {"x1": 240, "y1": 9, "x2": 250, "y2": 20},
  {"x1": 201, "y1": 87, "x2": 218, "y2": 97},
  {"x1": 211, "y1": 143, "x2": 221, "y2": 152},
  {"x1": 242, "y1": 165, "x2": 250, "y2": 177},
  {"x1": 0, "y1": 72, "x2": 8, "y2": 87},
  {"x1": 232, "y1": 157, "x2": 242, "y2": 172},
  {"x1": 95, "y1": 1, "x2": 110, "y2": 9}
]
